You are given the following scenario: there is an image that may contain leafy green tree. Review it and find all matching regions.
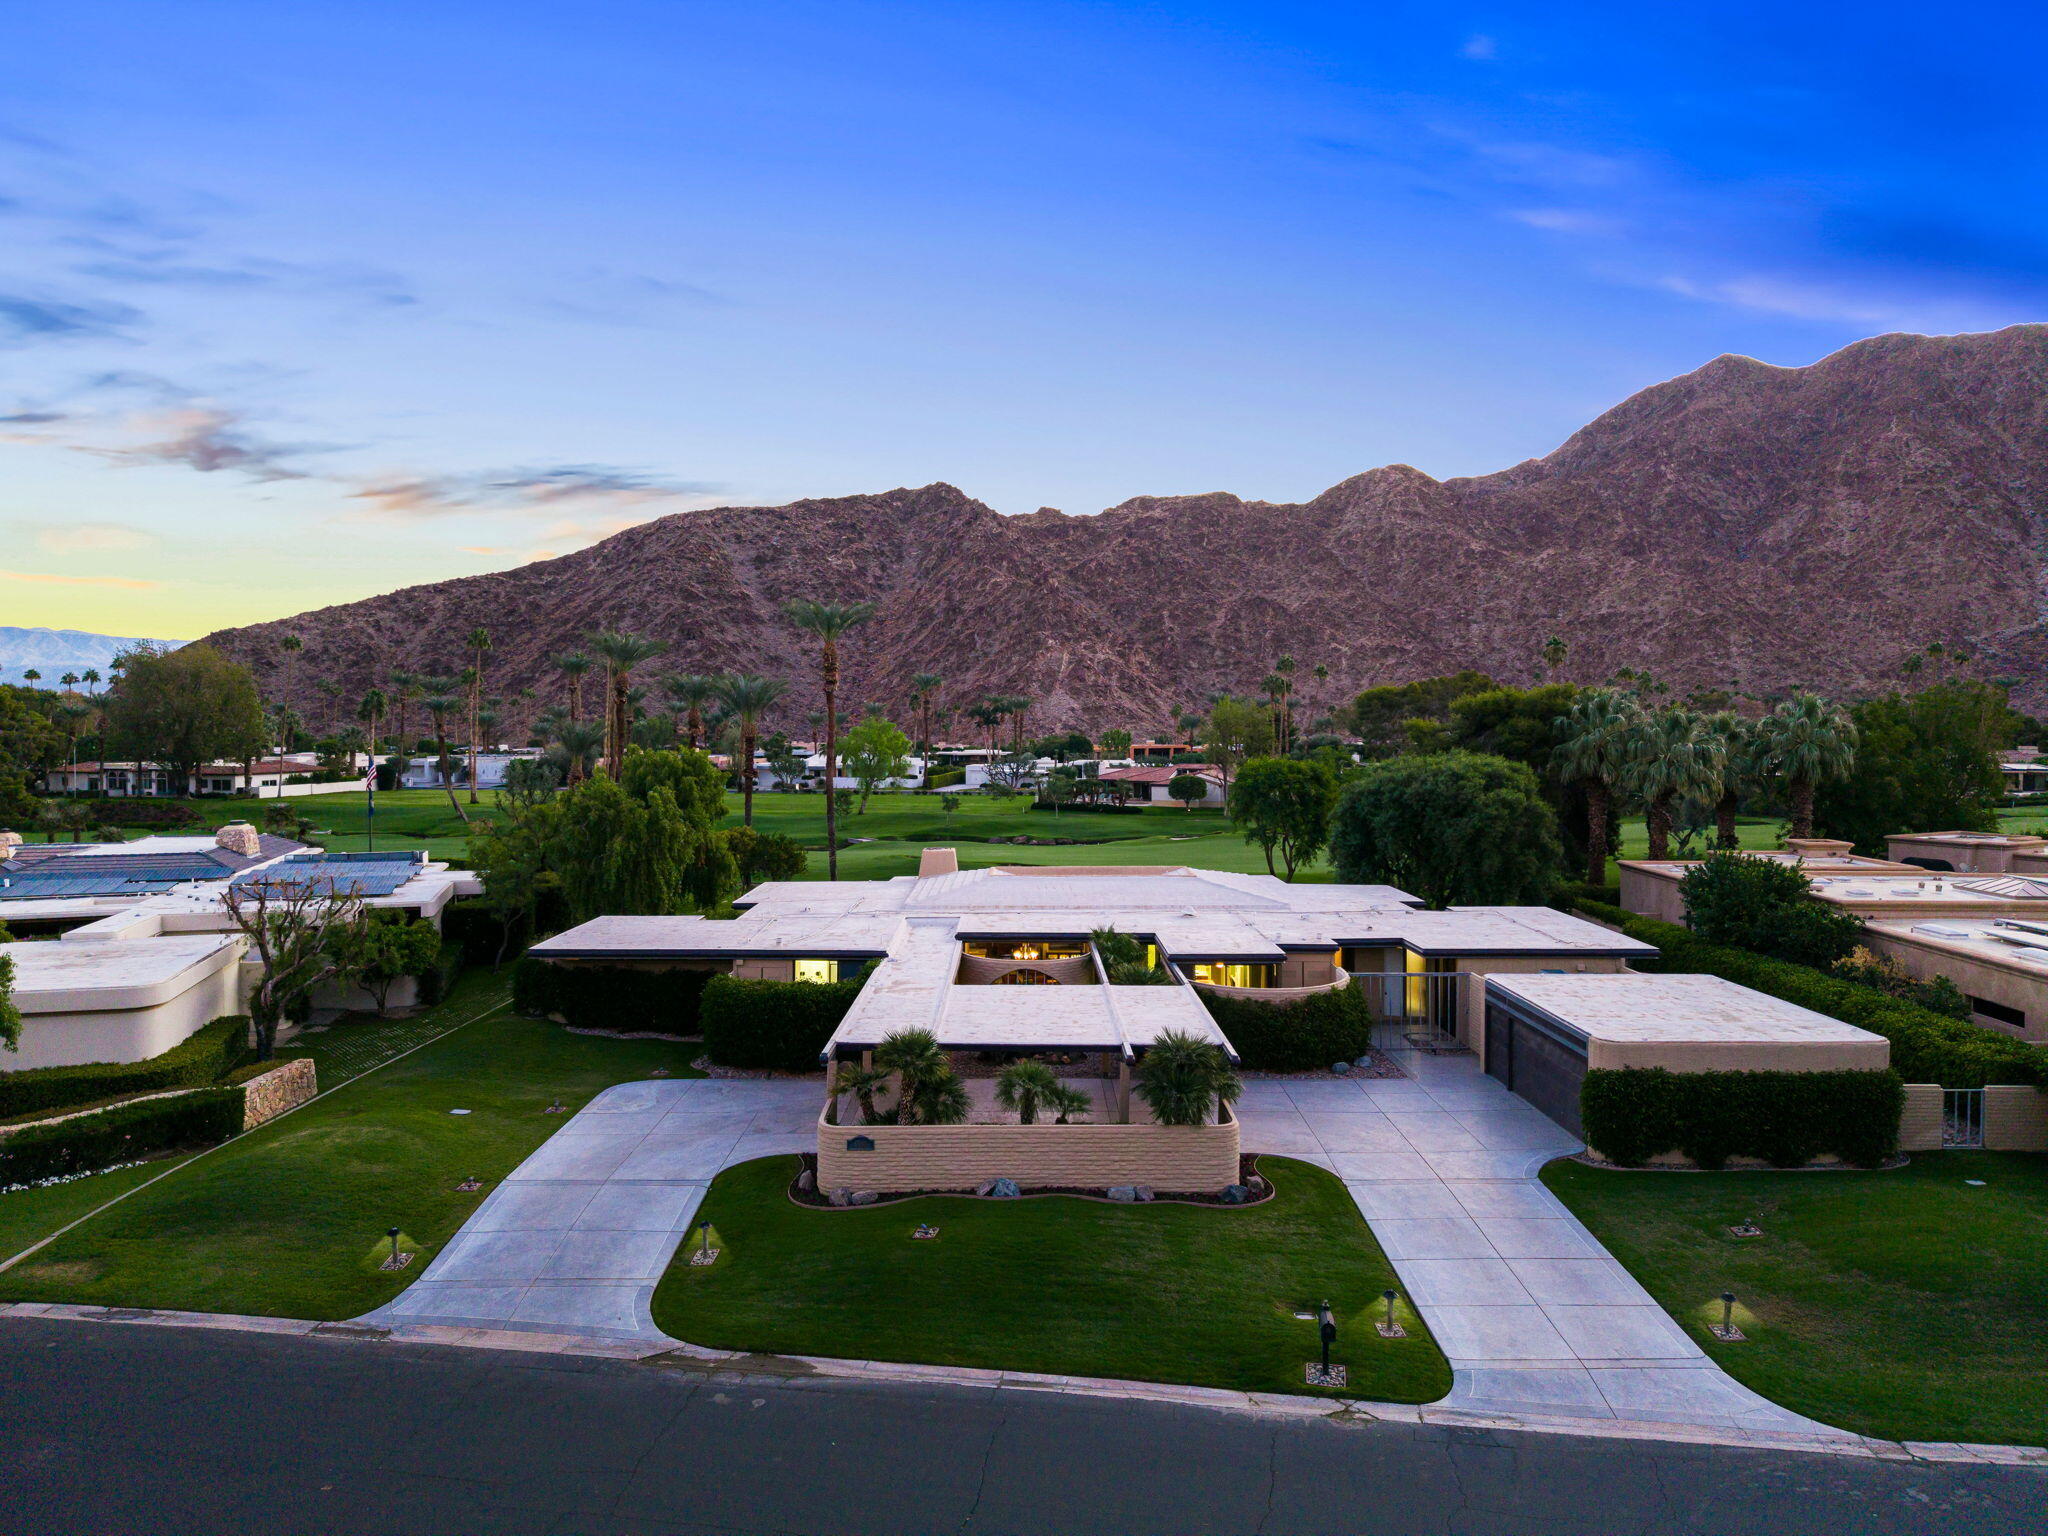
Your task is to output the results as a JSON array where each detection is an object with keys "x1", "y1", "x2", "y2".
[
  {"x1": 1134, "y1": 1030, "x2": 1242, "y2": 1127},
  {"x1": 1330, "y1": 750, "x2": 1563, "y2": 908},
  {"x1": 1679, "y1": 853, "x2": 1866, "y2": 969},
  {"x1": 1227, "y1": 756, "x2": 1336, "y2": 880},
  {"x1": 1041, "y1": 764, "x2": 1080, "y2": 814},
  {"x1": 1348, "y1": 670, "x2": 1494, "y2": 757},
  {"x1": 1809, "y1": 680, "x2": 2007, "y2": 852},
  {"x1": 1753, "y1": 691, "x2": 1858, "y2": 840},
  {"x1": 0, "y1": 950, "x2": 19, "y2": 1052},
  {"x1": 1091, "y1": 925, "x2": 1174, "y2": 984},
  {"x1": 221, "y1": 880, "x2": 364, "y2": 1058},
  {"x1": 499, "y1": 756, "x2": 561, "y2": 809},
  {"x1": 724, "y1": 824, "x2": 808, "y2": 887},
  {"x1": 1030, "y1": 730, "x2": 1093, "y2": 762},
  {"x1": 842, "y1": 714, "x2": 913, "y2": 811},
  {"x1": 1097, "y1": 727, "x2": 1133, "y2": 759},
  {"x1": 1167, "y1": 772, "x2": 1211, "y2": 812},
  {"x1": 329, "y1": 912, "x2": 444, "y2": 1016},
  {"x1": 1200, "y1": 696, "x2": 1274, "y2": 785},
  {"x1": 100, "y1": 643, "x2": 266, "y2": 793},
  {"x1": 994, "y1": 1060, "x2": 1060, "y2": 1125},
  {"x1": 762, "y1": 732, "x2": 807, "y2": 791},
  {"x1": 940, "y1": 792, "x2": 962, "y2": 816},
  {"x1": 0, "y1": 685, "x2": 66, "y2": 784}
]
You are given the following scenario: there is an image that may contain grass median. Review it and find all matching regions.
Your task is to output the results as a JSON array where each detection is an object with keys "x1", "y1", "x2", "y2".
[
  {"x1": 1543, "y1": 1151, "x2": 2048, "y2": 1444},
  {"x1": 651, "y1": 1154, "x2": 1451, "y2": 1401}
]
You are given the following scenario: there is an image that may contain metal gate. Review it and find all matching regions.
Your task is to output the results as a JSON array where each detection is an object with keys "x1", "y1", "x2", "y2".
[{"x1": 1943, "y1": 1088, "x2": 1985, "y2": 1148}]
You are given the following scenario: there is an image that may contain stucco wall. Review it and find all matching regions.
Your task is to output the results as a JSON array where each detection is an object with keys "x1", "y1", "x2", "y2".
[
  {"x1": 1859, "y1": 931, "x2": 2047, "y2": 1045},
  {"x1": 1195, "y1": 967, "x2": 1348, "y2": 1009},
  {"x1": 1617, "y1": 865, "x2": 1688, "y2": 925},
  {"x1": 1462, "y1": 956, "x2": 1631, "y2": 1066},
  {"x1": 1586, "y1": 1036, "x2": 1891, "y2": 1073},
  {"x1": 10, "y1": 958, "x2": 244, "y2": 1071},
  {"x1": 1899, "y1": 1084, "x2": 1944, "y2": 1151},
  {"x1": 816, "y1": 1108, "x2": 1241, "y2": 1193},
  {"x1": 956, "y1": 952, "x2": 1094, "y2": 985}
]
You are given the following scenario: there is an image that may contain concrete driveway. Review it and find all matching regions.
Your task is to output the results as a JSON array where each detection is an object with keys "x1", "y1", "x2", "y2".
[
  {"x1": 358, "y1": 1079, "x2": 820, "y2": 1342},
  {"x1": 1237, "y1": 1049, "x2": 1853, "y2": 1438}
]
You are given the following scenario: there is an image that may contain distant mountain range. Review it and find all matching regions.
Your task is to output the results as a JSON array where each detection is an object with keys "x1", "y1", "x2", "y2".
[
  {"x1": 0, "y1": 626, "x2": 181, "y2": 688},
  {"x1": 202, "y1": 324, "x2": 2048, "y2": 730}
]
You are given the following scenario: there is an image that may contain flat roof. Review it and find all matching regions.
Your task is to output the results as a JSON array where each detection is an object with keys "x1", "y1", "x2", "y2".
[
  {"x1": 1808, "y1": 873, "x2": 2048, "y2": 910},
  {"x1": 1619, "y1": 852, "x2": 1925, "y2": 878},
  {"x1": 1485, "y1": 972, "x2": 1883, "y2": 1047},
  {"x1": 1888, "y1": 831, "x2": 2048, "y2": 847},
  {"x1": 6, "y1": 934, "x2": 242, "y2": 1010},
  {"x1": 1865, "y1": 915, "x2": 2048, "y2": 976}
]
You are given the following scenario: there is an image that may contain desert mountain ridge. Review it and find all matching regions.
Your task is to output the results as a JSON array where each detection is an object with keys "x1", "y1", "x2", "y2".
[{"x1": 202, "y1": 324, "x2": 2048, "y2": 731}]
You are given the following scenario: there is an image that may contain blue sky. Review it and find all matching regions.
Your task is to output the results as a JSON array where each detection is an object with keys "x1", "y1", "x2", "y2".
[{"x1": 4, "y1": 1, "x2": 2044, "y2": 636}]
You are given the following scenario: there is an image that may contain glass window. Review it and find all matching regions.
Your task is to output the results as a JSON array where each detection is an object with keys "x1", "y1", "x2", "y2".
[
  {"x1": 793, "y1": 959, "x2": 840, "y2": 985},
  {"x1": 1191, "y1": 962, "x2": 1277, "y2": 988}
]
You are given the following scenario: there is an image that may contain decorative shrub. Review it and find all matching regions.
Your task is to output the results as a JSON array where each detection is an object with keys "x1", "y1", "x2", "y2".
[
  {"x1": 0, "y1": 1088, "x2": 244, "y2": 1185},
  {"x1": 1577, "y1": 900, "x2": 2048, "y2": 1088},
  {"x1": 698, "y1": 965, "x2": 873, "y2": 1070},
  {"x1": 0, "y1": 1015, "x2": 252, "y2": 1119},
  {"x1": 1580, "y1": 1066, "x2": 1903, "y2": 1169},
  {"x1": 924, "y1": 768, "x2": 966, "y2": 790},
  {"x1": 1199, "y1": 984, "x2": 1374, "y2": 1073},
  {"x1": 414, "y1": 939, "x2": 465, "y2": 1007},
  {"x1": 512, "y1": 958, "x2": 713, "y2": 1035},
  {"x1": 1678, "y1": 853, "x2": 1866, "y2": 969}
]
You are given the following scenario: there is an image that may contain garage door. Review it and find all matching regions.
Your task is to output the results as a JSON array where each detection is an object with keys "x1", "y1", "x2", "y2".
[{"x1": 1484, "y1": 1004, "x2": 1588, "y2": 1137}]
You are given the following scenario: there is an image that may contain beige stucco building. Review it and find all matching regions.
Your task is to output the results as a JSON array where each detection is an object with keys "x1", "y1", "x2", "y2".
[
  {"x1": 1859, "y1": 916, "x2": 2048, "y2": 1044},
  {"x1": 1885, "y1": 831, "x2": 2048, "y2": 876},
  {"x1": 1, "y1": 933, "x2": 249, "y2": 1071}
]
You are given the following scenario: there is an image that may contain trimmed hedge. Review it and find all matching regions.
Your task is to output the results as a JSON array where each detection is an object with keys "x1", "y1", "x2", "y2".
[
  {"x1": 1029, "y1": 799, "x2": 1146, "y2": 814},
  {"x1": 1199, "y1": 983, "x2": 1374, "y2": 1073},
  {"x1": 0, "y1": 1015, "x2": 251, "y2": 1119},
  {"x1": 699, "y1": 966, "x2": 873, "y2": 1071},
  {"x1": 1578, "y1": 900, "x2": 2048, "y2": 1088},
  {"x1": 0, "y1": 1087, "x2": 245, "y2": 1186},
  {"x1": 512, "y1": 958, "x2": 712, "y2": 1035},
  {"x1": 1581, "y1": 1066, "x2": 1903, "y2": 1169},
  {"x1": 414, "y1": 939, "x2": 465, "y2": 1007},
  {"x1": 924, "y1": 768, "x2": 965, "y2": 790}
]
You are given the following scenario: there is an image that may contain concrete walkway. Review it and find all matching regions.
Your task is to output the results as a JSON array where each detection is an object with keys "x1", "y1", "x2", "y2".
[
  {"x1": 357, "y1": 1079, "x2": 819, "y2": 1341},
  {"x1": 1237, "y1": 1048, "x2": 1854, "y2": 1438}
]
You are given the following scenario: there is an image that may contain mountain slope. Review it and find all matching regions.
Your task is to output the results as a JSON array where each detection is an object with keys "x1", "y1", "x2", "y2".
[
  {"x1": 202, "y1": 325, "x2": 2048, "y2": 729},
  {"x1": 0, "y1": 627, "x2": 180, "y2": 688}
]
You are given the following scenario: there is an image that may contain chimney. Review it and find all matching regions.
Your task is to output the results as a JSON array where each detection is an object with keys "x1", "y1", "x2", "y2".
[
  {"x1": 917, "y1": 847, "x2": 959, "y2": 878},
  {"x1": 215, "y1": 821, "x2": 262, "y2": 857},
  {"x1": 0, "y1": 831, "x2": 21, "y2": 855},
  {"x1": 1782, "y1": 837, "x2": 1855, "y2": 859}
]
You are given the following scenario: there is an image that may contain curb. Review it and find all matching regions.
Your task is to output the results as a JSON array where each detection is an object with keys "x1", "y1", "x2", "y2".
[{"x1": 4, "y1": 1300, "x2": 2044, "y2": 1467}]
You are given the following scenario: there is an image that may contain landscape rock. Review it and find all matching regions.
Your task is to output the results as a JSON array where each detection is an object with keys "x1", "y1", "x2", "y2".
[
  {"x1": 985, "y1": 1178, "x2": 1021, "y2": 1199},
  {"x1": 1134, "y1": 1185, "x2": 1154, "y2": 1201},
  {"x1": 1219, "y1": 1184, "x2": 1251, "y2": 1204},
  {"x1": 1330, "y1": 1061, "x2": 1351, "y2": 1076},
  {"x1": 1106, "y1": 1185, "x2": 1138, "y2": 1202},
  {"x1": 848, "y1": 1191, "x2": 880, "y2": 1206},
  {"x1": 796, "y1": 1169, "x2": 816, "y2": 1193},
  {"x1": 828, "y1": 1187, "x2": 855, "y2": 1207}
]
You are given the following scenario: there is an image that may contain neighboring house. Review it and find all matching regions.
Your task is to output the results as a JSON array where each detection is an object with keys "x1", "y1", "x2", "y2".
[
  {"x1": 399, "y1": 749, "x2": 543, "y2": 792},
  {"x1": 42, "y1": 757, "x2": 346, "y2": 797},
  {"x1": 2000, "y1": 748, "x2": 2047, "y2": 798},
  {"x1": 1097, "y1": 764, "x2": 1227, "y2": 806},
  {"x1": 1858, "y1": 916, "x2": 2048, "y2": 1045},
  {"x1": 750, "y1": 753, "x2": 928, "y2": 794},
  {"x1": 1885, "y1": 830, "x2": 2048, "y2": 876},
  {"x1": 1617, "y1": 839, "x2": 1928, "y2": 925}
]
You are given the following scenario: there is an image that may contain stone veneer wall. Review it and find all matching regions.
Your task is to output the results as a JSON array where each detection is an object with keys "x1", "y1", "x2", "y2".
[
  {"x1": 241, "y1": 1057, "x2": 317, "y2": 1130},
  {"x1": 1898, "y1": 1084, "x2": 1944, "y2": 1151},
  {"x1": 1984, "y1": 1085, "x2": 2048, "y2": 1150},
  {"x1": 816, "y1": 1108, "x2": 1240, "y2": 1193},
  {"x1": 955, "y1": 952, "x2": 1095, "y2": 985}
]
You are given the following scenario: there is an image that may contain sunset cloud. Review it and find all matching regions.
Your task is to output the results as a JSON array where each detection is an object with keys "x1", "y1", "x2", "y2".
[
  {"x1": 34, "y1": 520, "x2": 160, "y2": 554},
  {"x1": 1, "y1": 567, "x2": 158, "y2": 590}
]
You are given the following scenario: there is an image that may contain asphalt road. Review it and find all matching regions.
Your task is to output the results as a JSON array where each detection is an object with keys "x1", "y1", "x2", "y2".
[{"x1": 2, "y1": 1319, "x2": 2041, "y2": 1535}]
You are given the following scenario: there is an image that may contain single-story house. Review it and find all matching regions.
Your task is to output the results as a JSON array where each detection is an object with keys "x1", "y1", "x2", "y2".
[
  {"x1": 1885, "y1": 831, "x2": 2048, "y2": 876},
  {"x1": 1859, "y1": 916, "x2": 2048, "y2": 1044},
  {"x1": 0, "y1": 933, "x2": 249, "y2": 1071},
  {"x1": 1096, "y1": 764, "x2": 1226, "y2": 806},
  {"x1": 1616, "y1": 838, "x2": 1926, "y2": 925}
]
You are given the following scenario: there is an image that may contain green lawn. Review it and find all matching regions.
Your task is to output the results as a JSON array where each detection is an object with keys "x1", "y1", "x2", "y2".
[
  {"x1": 1543, "y1": 1152, "x2": 2048, "y2": 1445},
  {"x1": 651, "y1": 1154, "x2": 1450, "y2": 1401},
  {"x1": 0, "y1": 971, "x2": 699, "y2": 1319}
]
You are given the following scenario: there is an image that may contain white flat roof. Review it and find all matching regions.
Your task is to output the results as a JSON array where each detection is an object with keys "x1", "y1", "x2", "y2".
[
  {"x1": 1486, "y1": 972, "x2": 1883, "y2": 1047},
  {"x1": 4, "y1": 934, "x2": 242, "y2": 1011},
  {"x1": 1866, "y1": 915, "x2": 2048, "y2": 975}
]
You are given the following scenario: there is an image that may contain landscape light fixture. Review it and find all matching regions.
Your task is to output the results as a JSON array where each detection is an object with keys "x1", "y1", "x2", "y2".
[
  {"x1": 1317, "y1": 1300, "x2": 1337, "y2": 1375},
  {"x1": 387, "y1": 1226, "x2": 401, "y2": 1266}
]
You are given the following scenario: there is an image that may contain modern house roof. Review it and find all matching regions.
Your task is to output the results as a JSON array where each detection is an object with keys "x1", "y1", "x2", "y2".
[
  {"x1": 1864, "y1": 915, "x2": 2048, "y2": 975},
  {"x1": 1485, "y1": 972, "x2": 1884, "y2": 1049}
]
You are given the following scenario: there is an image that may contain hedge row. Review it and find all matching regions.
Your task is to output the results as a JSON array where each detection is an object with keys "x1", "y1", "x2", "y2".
[
  {"x1": 0, "y1": 1015, "x2": 251, "y2": 1119},
  {"x1": 1030, "y1": 799, "x2": 1147, "y2": 815},
  {"x1": 512, "y1": 958, "x2": 714, "y2": 1035},
  {"x1": 1578, "y1": 900, "x2": 2048, "y2": 1088},
  {"x1": 699, "y1": 966, "x2": 873, "y2": 1071},
  {"x1": 1199, "y1": 983, "x2": 1374, "y2": 1073},
  {"x1": 1581, "y1": 1066, "x2": 1903, "y2": 1169},
  {"x1": 0, "y1": 1088, "x2": 245, "y2": 1186}
]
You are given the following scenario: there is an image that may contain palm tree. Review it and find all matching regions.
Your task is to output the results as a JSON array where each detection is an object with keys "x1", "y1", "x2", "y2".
[
  {"x1": 389, "y1": 671, "x2": 421, "y2": 750},
  {"x1": 22, "y1": 668, "x2": 39, "y2": 688},
  {"x1": 994, "y1": 1060, "x2": 1059, "y2": 1125},
  {"x1": 1552, "y1": 688, "x2": 1641, "y2": 885},
  {"x1": 874, "y1": 1028, "x2": 968, "y2": 1126},
  {"x1": 554, "y1": 652, "x2": 592, "y2": 725},
  {"x1": 81, "y1": 668, "x2": 100, "y2": 696},
  {"x1": 315, "y1": 678, "x2": 343, "y2": 736},
  {"x1": 835, "y1": 1064, "x2": 893, "y2": 1126},
  {"x1": 59, "y1": 671, "x2": 78, "y2": 692},
  {"x1": 1045, "y1": 1082, "x2": 1092, "y2": 1123},
  {"x1": 357, "y1": 689, "x2": 387, "y2": 765},
  {"x1": 996, "y1": 693, "x2": 1033, "y2": 751},
  {"x1": 421, "y1": 689, "x2": 469, "y2": 821},
  {"x1": 1702, "y1": 710, "x2": 1759, "y2": 850},
  {"x1": 664, "y1": 673, "x2": 719, "y2": 750},
  {"x1": 783, "y1": 599, "x2": 876, "y2": 880},
  {"x1": 908, "y1": 672, "x2": 943, "y2": 788},
  {"x1": 1541, "y1": 635, "x2": 1569, "y2": 681},
  {"x1": 464, "y1": 626, "x2": 491, "y2": 804},
  {"x1": 1753, "y1": 691, "x2": 1858, "y2": 841},
  {"x1": 1623, "y1": 705, "x2": 1726, "y2": 861},
  {"x1": 587, "y1": 631, "x2": 667, "y2": 778},
  {"x1": 710, "y1": 672, "x2": 789, "y2": 825},
  {"x1": 551, "y1": 721, "x2": 603, "y2": 785},
  {"x1": 1134, "y1": 1030, "x2": 1242, "y2": 1127},
  {"x1": 1273, "y1": 655, "x2": 1296, "y2": 752},
  {"x1": 280, "y1": 633, "x2": 303, "y2": 712},
  {"x1": 966, "y1": 701, "x2": 1005, "y2": 766}
]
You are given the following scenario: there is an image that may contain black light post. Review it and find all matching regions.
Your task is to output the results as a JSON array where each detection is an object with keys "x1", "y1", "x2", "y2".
[
  {"x1": 1317, "y1": 1300, "x2": 1336, "y2": 1376},
  {"x1": 387, "y1": 1226, "x2": 401, "y2": 1267}
]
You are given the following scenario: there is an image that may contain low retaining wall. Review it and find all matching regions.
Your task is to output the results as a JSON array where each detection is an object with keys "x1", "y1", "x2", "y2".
[
  {"x1": 816, "y1": 1108, "x2": 1240, "y2": 1193},
  {"x1": 1899, "y1": 1084, "x2": 1943, "y2": 1151},
  {"x1": 241, "y1": 1058, "x2": 317, "y2": 1130},
  {"x1": 1896, "y1": 1083, "x2": 2045, "y2": 1152},
  {"x1": 1194, "y1": 969, "x2": 1349, "y2": 1009}
]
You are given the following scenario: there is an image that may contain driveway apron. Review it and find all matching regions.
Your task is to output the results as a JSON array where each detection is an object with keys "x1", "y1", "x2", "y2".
[
  {"x1": 358, "y1": 1079, "x2": 819, "y2": 1342},
  {"x1": 1237, "y1": 1048, "x2": 1854, "y2": 1437}
]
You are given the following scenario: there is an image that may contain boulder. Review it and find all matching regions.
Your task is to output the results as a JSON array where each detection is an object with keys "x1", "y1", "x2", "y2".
[
  {"x1": 1330, "y1": 1060, "x2": 1351, "y2": 1076},
  {"x1": 849, "y1": 1190, "x2": 880, "y2": 1206},
  {"x1": 828, "y1": 1187, "x2": 855, "y2": 1207},
  {"x1": 1106, "y1": 1185, "x2": 1139, "y2": 1202},
  {"x1": 987, "y1": 1177, "x2": 1021, "y2": 1199},
  {"x1": 1134, "y1": 1185, "x2": 1155, "y2": 1202},
  {"x1": 1219, "y1": 1184, "x2": 1251, "y2": 1204},
  {"x1": 796, "y1": 1168, "x2": 816, "y2": 1193},
  {"x1": 1354, "y1": 1054, "x2": 1376, "y2": 1070}
]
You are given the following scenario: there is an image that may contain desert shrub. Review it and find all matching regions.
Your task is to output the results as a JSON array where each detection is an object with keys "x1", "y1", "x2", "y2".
[
  {"x1": 1679, "y1": 853, "x2": 1865, "y2": 969},
  {"x1": 0, "y1": 1088, "x2": 244, "y2": 1185},
  {"x1": 1577, "y1": 900, "x2": 2048, "y2": 1087},
  {"x1": 698, "y1": 965, "x2": 873, "y2": 1070},
  {"x1": 1580, "y1": 1067, "x2": 1903, "y2": 1169},
  {"x1": 513, "y1": 958, "x2": 713, "y2": 1036},
  {"x1": 1199, "y1": 983, "x2": 1374, "y2": 1073},
  {"x1": 0, "y1": 1015, "x2": 251, "y2": 1119}
]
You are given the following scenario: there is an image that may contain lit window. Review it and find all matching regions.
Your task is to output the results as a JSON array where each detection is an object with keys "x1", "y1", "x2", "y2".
[{"x1": 793, "y1": 959, "x2": 840, "y2": 985}]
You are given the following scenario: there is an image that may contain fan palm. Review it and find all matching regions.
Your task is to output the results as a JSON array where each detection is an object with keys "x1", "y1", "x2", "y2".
[
  {"x1": 1045, "y1": 1083, "x2": 1092, "y2": 1124},
  {"x1": 875, "y1": 1027, "x2": 965, "y2": 1126},
  {"x1": 835, "y1": 1064, "x2": 895, "y2": 1126},
  {"x1": 587, "y1": 631, "x2": 668, "y2": 778},
  {"x1": 1552, "y1": 688, "x2": 1642, "y2": 884},
  {"x1": 464, "y1": 626, "x2": 492, "y2": 803},
  {"x1": 966, "y1": 701, "x2": 1005, "y2": 764},
  {"x1": 908, "y1": 671, "x2": 943, "y2": 787},
  {"x1": 994, "y1": 1060, "x2": 1059, "y2": 1125},
  {"x1": 664, "y1": 672, "x2": 719, "y2": 750},
  {"x1": 1623, "y1": 705, "x2": 1727, "y2": 861},
  {"x1": 783, "y1": 599, "x2": 876, "y2": 879},
  {"x1": 710, "y1": 672, "x2": 789, "y2": 825},
  {"x1": 1701, "y1": 710, "x2": 1760, "y2": 849},
  {"x1": 1753, "y1": 691, "x2": 1858, "y2": 841},
  {"x1": 1134, "y1": 1030, "x2": 1242, "y2": 1128},
  {"x1": 421, "y1": 692, "x2": 469, "y2": 821},
  {"x1": 550, "y1": 720, "x2": 604, "y2": 785},
  {"x1": 357, "y1": 689, "x2": 387, "y2": 761},
  {"x1": 388, "y1": 671, "x2": 421, "y2": 750},
  {"x1": 554, "y1": 652, "x2": 592, "y2": 724}
]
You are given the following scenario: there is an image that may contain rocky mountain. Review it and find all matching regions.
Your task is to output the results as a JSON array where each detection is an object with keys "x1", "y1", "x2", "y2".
[
  {"x1": 202, "y1": 325, "x2": 2048, "y2": 732},
  {"x1": 0, "y1": 627, "x2": 179, "y2": 688}
]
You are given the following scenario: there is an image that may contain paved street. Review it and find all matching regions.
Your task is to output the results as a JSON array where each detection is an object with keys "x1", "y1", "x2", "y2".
[{"x1": 3, "y1": 1318, "x2": 2040, "y2": 1535}]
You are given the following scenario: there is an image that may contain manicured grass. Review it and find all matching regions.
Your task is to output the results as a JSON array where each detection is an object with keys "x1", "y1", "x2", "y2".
[
  {"x1": 0, "y1": 1158, "x2": 194, "y2": 1266},
  {"x1": 1543, "y1": 1152, "x2": 2048, "y2": 1445},
  {"x1": 0, "y1": 971, "x2": 700, "y2": 1320},
  {"x1": 651, "y1": 1155, "x2": 1451, "y2": 1401}
]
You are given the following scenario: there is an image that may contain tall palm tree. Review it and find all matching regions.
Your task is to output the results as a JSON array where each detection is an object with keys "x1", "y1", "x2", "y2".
[
  {"x1": 1753, "y1": 691, "x2": 1858, "y2": 841},
  {"x1": 1541, "y1": 635, "x2": 1569, "y2": 681},
  {"x1": 551, "y1": 721, "x2": 603, "y2": 785},
  {"x1": 464, "y1": 626, "x2": 491, "y2": 804},
  {"x1": 997, "y1": 693, "x2": 1033, "y2": 751},
  {"x1": 421, "y1": 690, "x2": 469, "y2": 821},
  {"x1": 1552, "y1": 689, "x2": 1641, "y2": 884},
  {"x1": 315, "y1": 678, "x2": 343, "y2": 736},
  {"x1": 710, "y1": 672, "x2": 789, "y2": 825},
  {"x1": 1134, "y1": 1031, "x2": 1242, "y2": 1127},
  {"x1": 279, "y1": 633, "x2": 303, "y2": 716},
  {"x1": 81, "y1": 668, "x2": 100, "y2": 696},
  {"x1": 1701, "y1": 710, "x2": 1759, "y2": 850},
  {"x1": 782, "y1": 599, "x2": 876, "y2": 879},
  {"x1": 664, "y1": 673, "x2": 719, "y2": 750},
  {"x1": 388, "y1": 671, "x2": 421, "y2": 750},
  {"x1": 1273, "y1": 655, "x2": 1296, "y2": 753},
  {"x1": 587, "y1": 631, "x2": 667, "y2": 778},
  {"x1": 59, "y1": 671, "x2": 79, "y2": 692},
  {"x1": 908, "y1": 672, "x2": 943, "y2": 788},
  {"x1": 554, "y1": 652, "x2": 592, "y2": 725},
  {"x1": 1623, "y1": 705, "x2": 1726, "y2": 861},
  {"x1": 966, "y1": 701, "x2": 1005, "y2": 764},
  {"x1": 357, "y1": 689, "x2": 387, "y2": 766},
  {"x1": 20, "y1": 669, "x2": 38, "y2": 688}
]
